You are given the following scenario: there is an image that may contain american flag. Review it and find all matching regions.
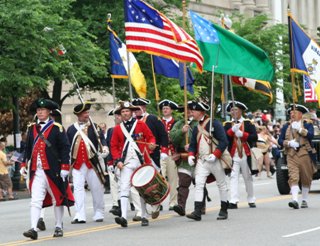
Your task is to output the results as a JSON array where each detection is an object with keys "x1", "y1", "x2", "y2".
[
  {"x1": 124, "y1": 0, "x2": 203, "y2": 72},
  {"x1": 304, "y1": 75, "x2": 318, "y2": 102}
]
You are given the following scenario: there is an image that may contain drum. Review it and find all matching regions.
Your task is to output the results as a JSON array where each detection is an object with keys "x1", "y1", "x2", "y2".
[{"x1": 131, "y1": 165, "x2": 170, "y2": 205}]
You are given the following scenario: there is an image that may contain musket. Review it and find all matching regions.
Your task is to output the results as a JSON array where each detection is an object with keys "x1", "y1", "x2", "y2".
[{"x1": 70, "y1": 72, "x2": 106, "y2": 185}]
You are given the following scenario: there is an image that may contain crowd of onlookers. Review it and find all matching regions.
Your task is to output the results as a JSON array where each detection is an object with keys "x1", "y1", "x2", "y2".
[{"x1": 245, "y1": 108, "x2": 319, "y2": 178}]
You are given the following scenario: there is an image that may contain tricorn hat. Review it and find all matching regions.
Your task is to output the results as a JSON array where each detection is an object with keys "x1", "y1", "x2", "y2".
[
  {"x1": 188, "y1": 101, "x2": 210, "y2": 111},
  {"x1": 30, "y1": 98, "x2": 59, "y2": 112},
  {"x1": 114, "y1": 101, "x2": 140, "y2": 115},
  {"x1": 226, "y1": 101, "x2": 248, "y2": 113},
  {"x1": 73, "y1": 101, "x2": 92, "y2": 115},
  {"x1": 287, "y1": 104, "x2": 309, "y2": 114},
  {"x1": 158, "y1": 99, "x2": 179, "y2": 110},
  {"x1": 131, "y1": 98, "x2": 151, "y2": 106}
]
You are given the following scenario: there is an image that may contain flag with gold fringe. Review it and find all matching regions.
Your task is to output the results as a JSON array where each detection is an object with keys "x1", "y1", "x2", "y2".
[{"x1": 288, "y1": 12, "x2": 320, "y2": 106}]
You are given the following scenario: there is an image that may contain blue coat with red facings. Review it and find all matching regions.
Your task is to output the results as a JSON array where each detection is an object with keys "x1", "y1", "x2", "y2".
[{"x1": 21, "y1": 122, "x2": 74, "y2": 208}]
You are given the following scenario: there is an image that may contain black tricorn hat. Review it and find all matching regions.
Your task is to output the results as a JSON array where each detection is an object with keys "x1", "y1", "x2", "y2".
[
  {"x1": 30, "y1": 98, "x2": 59, "y2": 112},
  {"x1": 158, "y1": 99, "x2": 179, "y2": 110},
  {"x1": 287, "y1": 103, "x2": 309, "y2": 114},
  {"x1": 73, "y1": 101, "x2": 92, "y2": 115},
  {"x1": 114, "y1": 101, "x2": 140, "y2": 115},
  {"x1": 131, "y1": 98, "x2": 151, "y2": 106},
  {"x1": 188, "y1": 101, "x2": 210, "y2": 111},
  {"x1": 226, "y1": 101, "x2": 248, "y2": 113}
]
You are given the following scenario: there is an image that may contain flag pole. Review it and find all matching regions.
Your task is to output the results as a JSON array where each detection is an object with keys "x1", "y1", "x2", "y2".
[
  {"x1": 209, "y1": 65, "x2": 215, "y2": 134},
  {"x1": 126, "y1": 51, "x2": 134, "y2": 100},
  {"x1": 150, "y1": 55, "x2": 161, "y2": 118},
  {"x1": 182, "y1": 0, "x2": 189, "y2": 144}
]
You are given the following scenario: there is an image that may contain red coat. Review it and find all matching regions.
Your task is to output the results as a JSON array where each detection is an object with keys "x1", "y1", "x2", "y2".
[{"x1": 111, "y1": 120, "x2": 156, "y2": 165}]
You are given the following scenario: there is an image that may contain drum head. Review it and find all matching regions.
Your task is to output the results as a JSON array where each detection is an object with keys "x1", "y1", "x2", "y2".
[{"x1": 131, "y1": 165, "x2": 155, "y2": 187}]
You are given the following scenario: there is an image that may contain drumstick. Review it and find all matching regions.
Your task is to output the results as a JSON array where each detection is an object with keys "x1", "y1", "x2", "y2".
[{"x1": 134, "y1": 140, "x2": 159, "y2": 146}]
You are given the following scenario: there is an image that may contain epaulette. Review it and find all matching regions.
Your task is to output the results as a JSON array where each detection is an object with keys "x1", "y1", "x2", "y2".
[
  {"x1": 244, "y1": 119, "x2": 255, "y2": 124},
  {"x1": 53, "y1": 122, "x2": 64, "y2": 132},
  {"x1": 27, "y1": 122, "x2": 36, "y2": 128},
  {"x1": 223, "y1": 121, "x2": 232, "y2": 126}
]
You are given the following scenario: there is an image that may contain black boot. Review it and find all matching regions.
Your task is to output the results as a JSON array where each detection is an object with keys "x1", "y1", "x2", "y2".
[
  {"x1": 186, "y1": 202, "x2": 202, "y2": 221},
  {"x1": 217, "y1": 201, "x2": 228, "y2": 220}
]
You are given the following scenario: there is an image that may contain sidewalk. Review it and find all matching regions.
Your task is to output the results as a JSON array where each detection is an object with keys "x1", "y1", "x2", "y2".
[{"x1": 1, "y1": 189, "x2": 30, "y2": 202}]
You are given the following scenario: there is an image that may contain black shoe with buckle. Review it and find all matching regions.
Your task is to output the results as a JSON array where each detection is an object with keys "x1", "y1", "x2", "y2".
[
  {"x1": 53, "y1": 227, "x2": 63, "y2": 237},
  {"x1": 141, "y1": 218, "x2": 149, "y2": 226},
  {"x1": 288, "y1": 201, "x2": 299, "y2": 209},
  {"x1": 115, "y1": 217, "x2": 128, "y2": 227},
  {"x1": 248, "y1": 203, "x2": 256, "y2": 208},
  {"x1": 228, "y1": 203, "x2": 238, "y2": 209},
  {"x1": 301, "y1": 200, "x2": 308, "y2": 208},
  {"x1": 37, "y1": 218, "x2": 46, "y2": 231},
  {"x1": 23, "y1": 229, "x2": 38, "y2": 240},
  {"x1": 71, "y1": 219, "x2": 86, "y2": 224},
  {"x1": 173, "y1": 205, "x2": 186, "y2": 216}
]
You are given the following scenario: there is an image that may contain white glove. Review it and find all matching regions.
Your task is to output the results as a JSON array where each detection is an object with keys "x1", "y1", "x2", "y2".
[
  {"x1": 205, "y1": 154, "x2": 216, "y2": 163},
  {"x1": 102, "y1": 146, "x2": 109, "y2": 154},
  {"x1": 288, "y1": 140, "x2": 300, "y2": 150},
  {"x1": 99, "y1": 152, "x2": 108, "y2": 159},
  {"x1": 160, "y1": 153, "x2": 169, "y2": 161},
  {"x1": 20, "y1": 166, "x2": 27, "y2": 178},
  {"x1": 291, "y1": 121, "x2": 301, "y2": 130},
  {"x1": 107, "y1": 165, "x2": 115, "y2": 173},
  {"x1": 188, "y1": 156, "x2": 195, "y2": 166},
  {"x1": 232, "y1": 123, "x2": 241, "y2": 133},
  {"x1": 60, "y1": 170, "x2": 69, "y2": 181},
  {"x1": 235, "y1": 130, "x2": 243, "y2": 138}
]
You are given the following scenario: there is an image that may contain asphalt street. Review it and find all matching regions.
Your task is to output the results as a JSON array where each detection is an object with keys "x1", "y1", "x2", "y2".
[{"x1": 1, "y1": 173, "x2": 320, "y2": 246}]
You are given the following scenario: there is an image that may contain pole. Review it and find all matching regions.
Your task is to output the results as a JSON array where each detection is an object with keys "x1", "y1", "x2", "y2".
[
  {"x1": 126, "y1": 51, "x2": 134, "y2": 100},
  {"x1": 150, "y1": 55, "x2": 161, "y2": 117},
  {"x1": 228, "y1": 75, "x2": 236, "y2": 108},
  {"x1": 209, "y1": 65, "x2": 215, "y2": 134},
  {"x1": 182, "y1": 0, "x2": 189, "y2": 144},
  {"x1": 112, "y1": 77, "x2": 116, "y2": 109}
]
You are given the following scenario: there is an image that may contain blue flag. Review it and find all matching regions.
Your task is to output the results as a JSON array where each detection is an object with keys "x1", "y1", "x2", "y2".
[
  {"x1": 108, "y1": 27, "x2": 128, "y2": 78},
  {"x1": 288, "y1": 12, "x2": 320, "y2": 105},
  {"x1": 152, "y1": 56, "x2": 194, "y2": 94}
]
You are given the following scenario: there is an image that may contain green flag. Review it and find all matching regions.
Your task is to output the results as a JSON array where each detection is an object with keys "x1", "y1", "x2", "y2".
[{"x1": 190, "y1": 11, "x2": 274, "y2": 82}]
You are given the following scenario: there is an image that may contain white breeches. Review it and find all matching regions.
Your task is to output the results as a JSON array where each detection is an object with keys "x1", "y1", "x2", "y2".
[
  {"x1": 194, "y1": 159, "x2": 228, "y2": 202},
  {"x1": 72, "y1": 164, "x2": 105, "y2": 221},
  {"x1": 230, "y1": 154, "x2": 255, "y2": 204}
]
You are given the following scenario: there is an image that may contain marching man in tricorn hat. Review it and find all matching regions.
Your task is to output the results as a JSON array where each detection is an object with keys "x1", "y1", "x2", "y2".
[
  {"x1": 110, "y1": 101, "x2": 156, "y2": 227},
  {"x1": 278, "y1": 104, "x2": 316, "y2": 209},
  {"x1": 21, "y1": 98, "x2": 74, "y2": 240},
  {"x1": 223, "y1": 101, "x2": 258, "y2": 209},
  {"x1": 186, "y1": 101, "x2": 229, "y2": 221},
  {"x1": 67, "y1": 101, "x2": 107, "y2": 224}
]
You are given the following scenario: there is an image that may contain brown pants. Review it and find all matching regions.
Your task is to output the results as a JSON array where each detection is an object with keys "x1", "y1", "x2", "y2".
[
  {"x1": 288, "y1": 154, "x2": 315, "y2": 187},
  {"x1": 177, "y1": 172, "x2": 192, "y2": 210}
]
